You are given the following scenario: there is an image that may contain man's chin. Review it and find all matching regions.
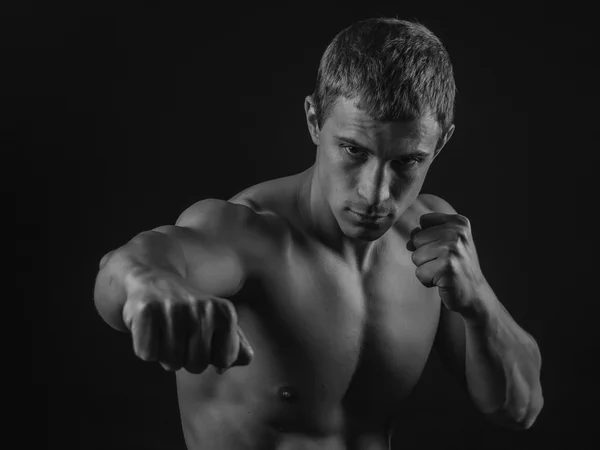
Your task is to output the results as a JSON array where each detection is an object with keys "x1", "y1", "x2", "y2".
[{"x1": 340, "y1": 222, "x2": 389, "y2": 241}]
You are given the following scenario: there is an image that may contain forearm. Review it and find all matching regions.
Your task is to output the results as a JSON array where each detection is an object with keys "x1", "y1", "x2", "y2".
[
  {"x1": 93, "y1": 229, "x2": 188, "y2": 332},
  {"x1": 463, "y1": 284, "x2": 543, "y2": 429}
]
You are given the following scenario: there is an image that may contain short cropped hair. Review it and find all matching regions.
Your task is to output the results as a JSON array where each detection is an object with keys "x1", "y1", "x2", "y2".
[{"x1": 312, "y1": 18, "x2": 456, "y2": 134}]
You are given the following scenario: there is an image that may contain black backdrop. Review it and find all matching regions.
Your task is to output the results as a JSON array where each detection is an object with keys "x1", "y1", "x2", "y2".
[{"x1": 7, "y1": 2, "x2": 598, "y2": 449}]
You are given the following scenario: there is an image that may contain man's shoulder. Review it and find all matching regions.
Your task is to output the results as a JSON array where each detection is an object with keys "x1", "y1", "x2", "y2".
[
  {"x1": 227, "y1": 174, "x2": 305, "y2": 231},
  {"x1": 176, "y1": 173, "x2": 299, "y2": 244},
  {"x1": 176, "y1": 198, "x2": 256, "y2": 231},
  {"x1": 176, "y1": 196, "x2": 287, "y2": 241},
  {"x1": 417, "y1": 193, "x2": 458, "y2": 215},
  {"x1": 174, "y1": 197, "x2": 290, "y2": 276},
  {"x1": 228, "y1": 175, "x2": 301, "y2": 213}
]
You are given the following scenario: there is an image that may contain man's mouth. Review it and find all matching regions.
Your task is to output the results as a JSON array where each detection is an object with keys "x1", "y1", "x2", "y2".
[{"x1": 348, "y1": 209, "x2": 389, "y2": 222}]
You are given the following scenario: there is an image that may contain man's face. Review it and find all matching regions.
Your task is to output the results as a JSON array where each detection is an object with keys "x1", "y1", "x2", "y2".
[{"x1": 308, "y1": 97, "x2": 452, "y2": 241}]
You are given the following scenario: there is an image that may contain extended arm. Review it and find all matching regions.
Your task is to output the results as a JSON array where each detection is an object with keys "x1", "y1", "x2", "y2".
[
  {"x1": 93, "y1": 199, "x2": 247, "y2": 332},
  {"x1": 93, "y1": 198, "x2": 258, "y2": 372}
]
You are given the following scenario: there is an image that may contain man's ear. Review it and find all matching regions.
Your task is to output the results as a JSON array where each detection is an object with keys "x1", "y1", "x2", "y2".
[
  {"x1": 432, "y1": 124, "x2": 455, "y2": 161},
  {"x1": 305, "y1": 96, "x2": 320, "y2": 146}
]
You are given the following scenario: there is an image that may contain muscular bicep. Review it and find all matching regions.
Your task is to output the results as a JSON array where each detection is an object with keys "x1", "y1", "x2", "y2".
[
  {"x1": 152, "y1": 199, "x2": 252, "y2": 299},
  {"x1": 434, "y1": 304, "x2": 468, "y2": 389}
]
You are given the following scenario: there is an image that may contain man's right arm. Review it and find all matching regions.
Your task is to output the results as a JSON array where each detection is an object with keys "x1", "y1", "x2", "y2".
[{"x1": 93, "y1": 198, "x2": 250, "y2": 333}]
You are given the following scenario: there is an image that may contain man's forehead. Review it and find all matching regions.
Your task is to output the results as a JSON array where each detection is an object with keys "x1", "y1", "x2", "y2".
[{"x1": 329, "y1": 97, "x2": 438, "y2": 140}]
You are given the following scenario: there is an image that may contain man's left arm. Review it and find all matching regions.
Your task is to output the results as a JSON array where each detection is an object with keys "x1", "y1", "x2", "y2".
[{"x1": 411, "y1": 194, "x2": 544, "y2": 430}]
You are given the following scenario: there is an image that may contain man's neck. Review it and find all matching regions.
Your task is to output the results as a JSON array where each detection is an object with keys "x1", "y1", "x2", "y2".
[{"x1": 296, "y1": 166, "x2": 381, "y2": 272}]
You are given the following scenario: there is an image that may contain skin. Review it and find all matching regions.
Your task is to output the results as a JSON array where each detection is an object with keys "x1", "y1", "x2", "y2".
[
  {"x1": 296, "y1": 96, "x2": 452, "y2": 266},
  {"x1": 177, "y1": 97, "x2": 452, "y2": 448},
  {"x1": 96, "y1": 95, "x2": 542, "y2": 449}
]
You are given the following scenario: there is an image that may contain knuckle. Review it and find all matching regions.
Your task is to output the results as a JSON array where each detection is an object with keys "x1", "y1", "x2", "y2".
[
  {"x1": 188, "y1": 299, "x2": 202, "y2": 317},
  {"x1": 135, "y1": 299, "x2": 150, "y2": 314},
  {"x1": 162, "y1": 297, "x2": 175, "y2": 313},
  {"x1": 444, "y1": 229, "x2": 458, "y2": 242},
  {"x1": 122, "y1": 306, "x2": 135, "y2": 326},
  {"x1": 163, "y1": 300, "x2": 187, "y2": 325},
  {"x1": 415, "y1": 265, "x2": 424, "y2": 280},
  {"x1": 136, "y1": 299, "x2": 159, "y2": 317},
  {"x1": 446, "y1": 241, "x2": 459, "y2": 254},
  {"x1": 218, "y1": 300, "x2": 237, "y2": 323},
  {"x1": 123, "y1": 298, "x2": 148, "y2": 327},
  {"x1": 446, "y1": 257, "x2": 459, "y2": 273},
  {"x1": 195, "y1": 298, "x2": 213, "y2": 318},
  {"x1": 410, "y1": 251, "x2": 419, "y2": 265},
  {"x1": 137, "y1": 350, "x2": 154, "y2": 362},
  {"x1": 455, "y1": 214, "x2": 469, "y2": 226}
]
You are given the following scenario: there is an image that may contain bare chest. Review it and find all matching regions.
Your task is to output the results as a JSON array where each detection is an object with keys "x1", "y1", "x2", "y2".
[{"x1": 230, "y1": 235, "x2": 441, "y2": 425}]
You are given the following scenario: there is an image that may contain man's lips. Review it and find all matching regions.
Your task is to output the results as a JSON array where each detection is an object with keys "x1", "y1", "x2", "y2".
[{"x1": 349, "y1": 209, "x2": 389, "y2": 221}]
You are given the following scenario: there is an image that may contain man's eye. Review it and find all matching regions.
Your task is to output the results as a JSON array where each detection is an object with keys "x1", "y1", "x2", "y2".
[
  {"x1": 343, "y1": 146, "x2": 367, "y2": 158},
  {"x1": 393, "y1": 157, "x2": 424, "y2": 169}
]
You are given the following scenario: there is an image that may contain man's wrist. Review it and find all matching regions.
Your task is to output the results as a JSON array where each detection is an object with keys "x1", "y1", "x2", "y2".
[{"x1": 460, "y1": 281, "x2": 499, "y2": 327}]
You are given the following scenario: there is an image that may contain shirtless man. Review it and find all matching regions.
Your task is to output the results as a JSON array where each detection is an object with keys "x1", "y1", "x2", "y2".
[{"x1": 94, "y1": 18, "x2": 543, "y2": 449}]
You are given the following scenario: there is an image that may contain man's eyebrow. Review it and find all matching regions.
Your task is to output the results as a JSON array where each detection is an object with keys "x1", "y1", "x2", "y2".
[
  {"x1": 336, "y1": 136, "x2": 370, "y2": 150},
  {"x1": 335, "y1": 135, "x2": 431, "y2": 158},
  {"x1": 403, "y1": 149, "x2": 431, "y2": 158}
]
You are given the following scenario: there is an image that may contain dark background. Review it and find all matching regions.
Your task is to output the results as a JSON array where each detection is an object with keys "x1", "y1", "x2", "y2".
[{"x1": 6, "y1": 1, "x2": 597, "y2": 449}]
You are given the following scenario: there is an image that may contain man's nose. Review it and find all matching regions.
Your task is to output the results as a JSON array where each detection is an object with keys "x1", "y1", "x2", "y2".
[{"x1": 357, "y1": 161, "x2": 391, "y2": 207}]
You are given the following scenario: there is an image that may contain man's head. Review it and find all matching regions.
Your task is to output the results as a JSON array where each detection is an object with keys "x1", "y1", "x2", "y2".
[{"x1": 305, "y1": 18, "x2": 456, "y2": 241}]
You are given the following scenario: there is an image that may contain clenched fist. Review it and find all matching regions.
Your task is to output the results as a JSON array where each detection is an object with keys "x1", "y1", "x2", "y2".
[{"x1": 122, "y1": 268, "x2": 254, "y2": 374}]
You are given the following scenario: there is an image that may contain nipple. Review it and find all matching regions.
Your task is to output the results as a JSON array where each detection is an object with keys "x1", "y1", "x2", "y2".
[{"x1": 277, "y1": 386, "x2": 299, "y2": 403}]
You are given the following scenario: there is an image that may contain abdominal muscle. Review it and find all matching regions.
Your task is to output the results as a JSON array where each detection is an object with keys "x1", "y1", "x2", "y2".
[{"x1": 178, "y1": 389, "x2": 391, "y2": 450}]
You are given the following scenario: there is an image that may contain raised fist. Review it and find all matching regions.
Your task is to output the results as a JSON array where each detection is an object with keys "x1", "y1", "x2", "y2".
[{"x1": 122, "y1": 268, "x2": 253, "y2": 374}]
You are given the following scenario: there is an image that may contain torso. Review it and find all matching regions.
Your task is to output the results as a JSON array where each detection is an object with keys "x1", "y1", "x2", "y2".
[{"x1": 176, "y1": 171, "x2": 442, "y2": 450}]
